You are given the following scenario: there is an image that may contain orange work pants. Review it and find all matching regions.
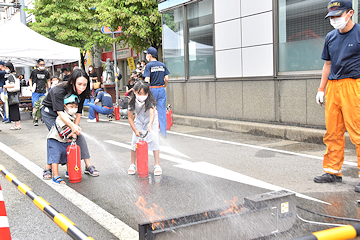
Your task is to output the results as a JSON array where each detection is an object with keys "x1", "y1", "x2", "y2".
[{"x1": 323, "y1": 78, "x2": 360, "y2": 177}]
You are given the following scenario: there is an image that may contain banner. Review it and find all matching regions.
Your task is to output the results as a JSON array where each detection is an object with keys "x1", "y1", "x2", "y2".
[{"x1": 127, "y1": 57, "x2": 136, "y2": 72}]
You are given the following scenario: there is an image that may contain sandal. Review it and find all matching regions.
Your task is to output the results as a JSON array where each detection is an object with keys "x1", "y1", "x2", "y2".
[
  {"x1": 53, "y1": 176, "x2": 66, "y2": 185},
  {"x1": 154, "y1": 165, "x2": 162, "y2": 176},
  {"x1": 128, "y1": 164, "x2": 136, "y2": 175},
  {"x1": 10, "y1": 125, "x2": 21, "y2": 130},
  {"x1": 43, "y1": 169, "x2": 52, "y2": 180},
  {"x1": 84, "y1": 165, "x2": 99, "y2": 177}
]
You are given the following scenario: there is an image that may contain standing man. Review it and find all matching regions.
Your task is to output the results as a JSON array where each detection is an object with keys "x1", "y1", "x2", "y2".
[
  {"x1": 143, "y1": 47, "x2": 170, "y2": 137},
  {"x1": 29, "y1": 59, "x2": 50, "y2": 126},
  {"x1": 61, "y1": 68, "x2": 70, "y2": 82},
  {"x1": 0, "y1": 61, "x2": 8, "y2": 123},
  {"x1": 314, "y1": 0, "x2": 360, "y2": 191}
]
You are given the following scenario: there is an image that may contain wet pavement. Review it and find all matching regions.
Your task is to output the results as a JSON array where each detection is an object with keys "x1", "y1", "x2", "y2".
[{"x1": 1, "y1": 111, "x2": 360, "y2": 239}]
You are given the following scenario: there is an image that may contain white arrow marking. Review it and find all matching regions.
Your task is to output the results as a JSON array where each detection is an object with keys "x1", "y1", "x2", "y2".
[{"x1": 105, "y1": 140, "x2": 330, "y2": 205}]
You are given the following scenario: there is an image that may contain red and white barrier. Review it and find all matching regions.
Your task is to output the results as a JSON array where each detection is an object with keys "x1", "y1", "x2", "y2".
[{"x1": 0, "y1": 184, "x2": 11, "y2": 239}]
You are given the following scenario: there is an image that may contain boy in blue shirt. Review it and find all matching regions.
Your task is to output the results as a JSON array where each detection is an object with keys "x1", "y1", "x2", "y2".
[{"x1": 47, "y1": 94, "x2": 79, "y2": 184}]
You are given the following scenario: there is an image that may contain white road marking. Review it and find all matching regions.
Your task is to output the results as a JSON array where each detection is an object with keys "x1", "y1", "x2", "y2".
[
  {"x1": 167, "y1": 131, "x2": 357, "y2": 168},
  {"x1": 105, "y1": 140, "x2": 191, "y2": 165},
  {"x1": 175, "y1": 162, "x2": 330, "y2": 205},
  {"x1": 0, "y1": 142, "x2": 138, "y2": 240},
  {"x1": 105, "y1": 140, "x2": 330, "y2": 205},
  {"x1": 96, "y1": 117, "x2": 356, "y2": 168}
]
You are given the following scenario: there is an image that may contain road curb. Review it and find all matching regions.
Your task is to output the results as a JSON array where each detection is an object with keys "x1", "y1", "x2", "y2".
[{"x1": 173, "y1": 114, "x2": 354, "y2": 148}]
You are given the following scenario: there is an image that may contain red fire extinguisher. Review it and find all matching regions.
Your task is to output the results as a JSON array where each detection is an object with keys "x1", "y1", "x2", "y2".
[
  {"x1": 114, "y1": 105, "x2": 120, "y2": 121},
  {"x1": 95, "y1": 111, "x2": 99, "y2": 122},
  {"x1": 135, "y1": 131, "x2": 149, "y2": 178},
  {"x1": 166, "y1": 105, "x2": 173, "y2": 130},
  {"x1": 169, "y1": 107, "x2": 173, "y2": 127},
  {"x1": 67, "y1": 138, "x2": 82, "y2": 183}
]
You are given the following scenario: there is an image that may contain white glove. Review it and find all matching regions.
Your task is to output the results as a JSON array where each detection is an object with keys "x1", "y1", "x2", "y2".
[{"x1": 316, "y1": 91, "x2": 325, "y2": 106}]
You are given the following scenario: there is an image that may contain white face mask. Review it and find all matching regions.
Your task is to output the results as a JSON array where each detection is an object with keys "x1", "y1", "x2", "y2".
[
  {"x1": 135, "y1": 94, "x2": 148, "y2": 102},
  {"x1": 89, "y1": 67, "x2": 93, "y2": 71},
  {"x1": 66, "y1": 107, "x2": 78, "y2": 115},
  {"x1": 5, "y1": 69, "x2": 10, "y2": 73},
  {"x1": 39, "y1": 66, "x2": 45, "y2": 70},
  {"x1": 137, "y1": 65, "x2": 141, "y2": 68},
  {"x1": 52, "y1": 80, "x2": 59, "y2": 86},
  {"x1": 330, "y1": 11, "x2": 351, "y2": 30},
  {"x1": 141, "y1": 64, "x2": 144, "y2": 67},
  {"x1": 146, "y1": 55, "x2": 150, "y2": 61}
]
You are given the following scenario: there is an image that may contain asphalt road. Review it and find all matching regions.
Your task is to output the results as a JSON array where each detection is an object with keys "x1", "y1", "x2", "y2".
[{"x1": 1, "y1": 111, "x2": 360, "y2": 240}]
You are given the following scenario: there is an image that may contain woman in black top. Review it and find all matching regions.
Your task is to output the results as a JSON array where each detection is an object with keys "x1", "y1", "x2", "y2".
[
  {"x1": 41, "y1": 68, "x2": 100, "y2": 179},
  {"x1": 3, "y1": 61, "x2": 21, "y2": 130},
  {"x1": 125, "y1": 78, "x2": 135, "y2": 97},
  {"x1": 88, "y1": 65, "x2": 98, "y2": 81}
]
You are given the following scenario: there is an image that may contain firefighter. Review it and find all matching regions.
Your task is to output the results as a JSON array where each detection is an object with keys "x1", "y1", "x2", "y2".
[{"x1": 314, "y1": 0, "x2": 360, "y2": 192}]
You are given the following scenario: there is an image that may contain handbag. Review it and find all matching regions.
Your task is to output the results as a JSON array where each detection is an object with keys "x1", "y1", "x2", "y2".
[
  {"x1": 8, "y1": 92, "x2": 20, "y2": 105},
  {"x1": 6, "y1": 74, "x2": 20, "y2": 93},
  {"x1": 93, "y1": 80, "x2": 101, "y2": 89}
]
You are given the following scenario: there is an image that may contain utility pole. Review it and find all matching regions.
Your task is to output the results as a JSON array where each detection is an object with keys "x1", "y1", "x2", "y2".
[
  {"x1": 112, "y1": 33, "x2": 119, "y2": 105},
  {"x1": 19, "y1": 0, "x2": 30, "y2": 80}
]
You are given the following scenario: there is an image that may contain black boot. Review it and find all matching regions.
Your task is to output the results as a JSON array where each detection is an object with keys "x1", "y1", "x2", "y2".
[{"x1": 314, "y1": 173, "x2": 342, "y2": 183}]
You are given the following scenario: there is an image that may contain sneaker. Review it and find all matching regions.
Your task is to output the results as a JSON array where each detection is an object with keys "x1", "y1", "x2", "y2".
[
  {"x1": 355, "y1": 183, "x2": 360, "y2": 193},
  {"x1": 65, "y1": 171, "x2": 69, "y2": 178},
  {"x1": 314, "y1": 173, "x2": 342, "y2": 183},
  {"x1": 84, "y1": 165, "x2": 99, "y2": 177},
  {"x1": 33, "y1": 120, "x2": 38, "y2": 126},
  {"x1": 108, "y1": 116, "x2": 113, "y2": 121},
  {"x1": 87, "y1": 118, "x2": 97, "y2": 123}
]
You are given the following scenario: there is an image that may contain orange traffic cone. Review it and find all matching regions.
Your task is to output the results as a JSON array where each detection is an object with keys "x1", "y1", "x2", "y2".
[{"x1": 0, "y1": 184, "x2": 11, "y2": 239}]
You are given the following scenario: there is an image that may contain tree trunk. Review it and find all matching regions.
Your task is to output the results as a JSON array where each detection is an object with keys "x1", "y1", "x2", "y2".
[{"x1": 80, "y1": 52, "x2": 86, "y2": 70}]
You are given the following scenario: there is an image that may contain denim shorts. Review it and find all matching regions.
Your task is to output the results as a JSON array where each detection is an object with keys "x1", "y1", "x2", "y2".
[
  {"x1": 32, "y1": 92, "x2": 45, "y2": 108},
  {"x1": 47, "y1": 138, "x2": 69, "y2": 165}
]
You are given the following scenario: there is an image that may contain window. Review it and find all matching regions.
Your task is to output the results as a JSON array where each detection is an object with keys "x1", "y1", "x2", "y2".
[
  {"x1": 278, "y1": 0, "x2": 334, "y2": 72},
  {"x1": 162, "y1": 0, "x2": 214, "y2": 79},
  {"x1": 163, "y1": 8, "x2": 185, "y2": 78},
  {"x1": 187, "y1": 0, "x2": 214, "y2": 77}
]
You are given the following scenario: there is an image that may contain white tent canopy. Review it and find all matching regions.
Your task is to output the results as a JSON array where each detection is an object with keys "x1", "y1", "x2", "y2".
[{"x1": 0, "y1": 21, "x2": 80, "y2": 67}]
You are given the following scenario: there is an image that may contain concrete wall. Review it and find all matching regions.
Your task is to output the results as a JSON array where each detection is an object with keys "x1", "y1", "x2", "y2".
[
  {"x1": 214, "y1": 0, "x2": 273, "y2": 78},
  {"x1": 166, "y1": 77, "x2": 326, "y2": 127}
]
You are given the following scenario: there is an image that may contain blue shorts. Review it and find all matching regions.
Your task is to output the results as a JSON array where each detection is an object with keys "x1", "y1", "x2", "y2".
[
  {"x1": 47, "y1": 139, "x2": 69, "y2": 165},
  {"x1": 32, "y1": 92, "x2": 45, "y2": 108}
]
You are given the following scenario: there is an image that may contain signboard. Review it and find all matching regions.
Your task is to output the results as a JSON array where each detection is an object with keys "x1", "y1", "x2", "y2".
[
  {"x1": 101, "y1": 26, "x2": 123, "y2": 34},
  {"x1": 116, "y1": 49, "x2": 131, "y2": 60},
  {"x1": 127, "y1": 57, "x2": 136, "y2": 72}
]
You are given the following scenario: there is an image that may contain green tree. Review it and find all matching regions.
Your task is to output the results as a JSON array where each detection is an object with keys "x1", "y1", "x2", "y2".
[
  {"x1": 26, "y1": 0, "x2": 112, "y2": 69},
  {"x1": 95, "y1": 0, "x2": 162, "y2": 52}
]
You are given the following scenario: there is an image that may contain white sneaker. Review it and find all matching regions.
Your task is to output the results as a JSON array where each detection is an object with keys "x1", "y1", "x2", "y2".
[{"x1": 87, "y1": 118, "x2": 97, "y2": 123}]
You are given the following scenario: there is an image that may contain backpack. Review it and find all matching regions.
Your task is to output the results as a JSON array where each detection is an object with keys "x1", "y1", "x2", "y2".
[{"x1": 119, "y1": 97, "x2": 128, "y2": 109}]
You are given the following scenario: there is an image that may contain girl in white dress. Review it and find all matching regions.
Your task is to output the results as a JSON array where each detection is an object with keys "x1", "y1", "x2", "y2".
[{"x1": 128, "y1": 80, "x2": 162, "y2": 176}]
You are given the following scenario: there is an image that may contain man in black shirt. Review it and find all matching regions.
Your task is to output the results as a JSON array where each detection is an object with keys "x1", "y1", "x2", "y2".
[
  {"x1": 29, "y1": 59, "x2": 50, "y2": 126},
  {"x1": 61, "y1": 68, "x2": 70, "y2": 82}
]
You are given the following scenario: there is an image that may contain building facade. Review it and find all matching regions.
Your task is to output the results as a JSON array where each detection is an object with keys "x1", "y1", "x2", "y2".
[{"x1": 159, "y1": 0, "x2": 359, "y2": 128}]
